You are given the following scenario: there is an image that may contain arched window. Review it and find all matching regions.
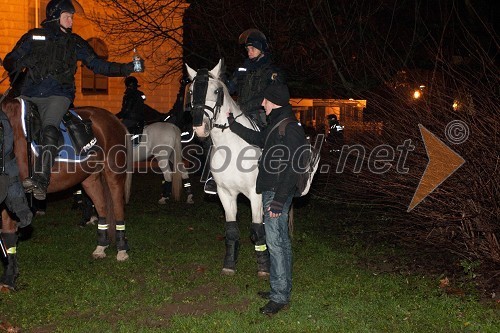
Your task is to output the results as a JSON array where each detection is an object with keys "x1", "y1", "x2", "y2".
[{"x1": 81, "y1": 38, "x2": 109, "y2": 94}]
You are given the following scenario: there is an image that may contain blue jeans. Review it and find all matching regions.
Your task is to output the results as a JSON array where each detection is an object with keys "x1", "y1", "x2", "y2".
[{"x1": 262, "y1": 191, "x2": 294, "y2": 304}]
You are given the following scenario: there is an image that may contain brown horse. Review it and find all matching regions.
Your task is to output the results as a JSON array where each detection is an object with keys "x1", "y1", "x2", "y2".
[{"x1": 0, "y1": 96, "x2": 132, "y2": 290}]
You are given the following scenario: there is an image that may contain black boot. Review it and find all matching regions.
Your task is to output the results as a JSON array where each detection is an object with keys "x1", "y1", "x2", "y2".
[
  {"x1": 222, "y1": 221, "x2": 239, "y2": 275},
  {"x1": 23, "y1": 125, "x2": 60, "y2": 200},
  {"x1": 251, "y1": 223, "x2": 270, "y2": 277}
]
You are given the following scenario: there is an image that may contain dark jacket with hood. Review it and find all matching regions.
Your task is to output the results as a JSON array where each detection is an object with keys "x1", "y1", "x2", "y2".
[
  {"x1": 3, "y1": 21, "x2": 133, "y2": 101},
  {"x1": 229, "y1": 104, "x2": 306, "y2": 205}
]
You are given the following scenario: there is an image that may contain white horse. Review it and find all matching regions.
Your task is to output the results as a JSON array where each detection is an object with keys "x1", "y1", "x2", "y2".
[
  {"x1": 186, "y1": 59, "x2": 269, "y2": 277},
  {"x1": 132, "y1": 122, "x2": 194, "y2": 204}
]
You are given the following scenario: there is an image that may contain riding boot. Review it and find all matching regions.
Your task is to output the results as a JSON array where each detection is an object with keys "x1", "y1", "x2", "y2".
[
  {"x1": 251, "y1": 223, "x2": 270, "y2": 276},
  {"x1": 223, "y1": 221, "x2": 240, "y2": 272},
  {"x1": 23, "y1": 125, "x2": 60, "y2": 200}
]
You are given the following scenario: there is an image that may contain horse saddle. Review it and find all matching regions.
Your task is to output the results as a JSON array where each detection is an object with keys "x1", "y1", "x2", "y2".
[{"x1": 18, "y1": 98, "x2": 98, "y2": 162}]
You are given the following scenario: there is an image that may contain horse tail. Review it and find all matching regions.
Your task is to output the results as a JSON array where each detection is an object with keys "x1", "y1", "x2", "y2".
[
  {"x1": 170, "y1": 128, "x2": 183, "y2": 202},
  {"x1": 288, "y1": 204, "x2": 294, "y2": 239},
  {"x1": 124, "y1": 133, "x2": 133, "y2": 204}
]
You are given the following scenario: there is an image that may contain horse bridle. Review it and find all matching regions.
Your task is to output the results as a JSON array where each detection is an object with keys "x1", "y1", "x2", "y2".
[{"x1": 190, "y1": 68, "x2": 225, "y2": 130}]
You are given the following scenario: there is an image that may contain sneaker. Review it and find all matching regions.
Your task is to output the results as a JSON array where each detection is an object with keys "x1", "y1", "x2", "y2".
[
  {"x1": 204, "y1": 178, "x2": 218, "y2": 195},
  {"x1": 259, "y1": 300, "x2": 288, "y2": 316}
]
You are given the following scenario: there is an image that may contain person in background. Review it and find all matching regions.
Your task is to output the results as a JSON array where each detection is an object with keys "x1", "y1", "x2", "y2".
[
  {"x1": 227, "y1": 82, "x2": 305, "y2": 315},
  {"x1": 3, "y1": 0, "x2": 142, "y2": 200},
  {"x1": 116, "y1": 76, "x2": 146, "y2": 135}
]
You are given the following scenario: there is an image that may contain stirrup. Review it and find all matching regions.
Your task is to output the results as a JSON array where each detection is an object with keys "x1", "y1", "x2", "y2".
[{"x1": 204, "y1": 177, "x2": 218, "y2": 195}]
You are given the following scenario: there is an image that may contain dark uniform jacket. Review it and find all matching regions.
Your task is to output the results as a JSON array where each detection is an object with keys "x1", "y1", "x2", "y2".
[
  {"x1": 0, "y1": 111, "x2": 32, "y2": 228},
  {"x1": 228, "y1": 55, "x2": 283, "y2": 121},
  {"x1": 3, "y1": 22, "x2": 132, "y2": 101},
  {"x1": 117, "y1": 88, "x2": 145, "y2": 125},
  {"x1": 229, "y1": 105, "x2": 306, "y2": 205}
]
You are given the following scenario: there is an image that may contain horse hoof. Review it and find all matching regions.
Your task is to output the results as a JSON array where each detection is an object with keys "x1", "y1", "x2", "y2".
[
  {"x1": 158, "y1": 197, "x2": 169, "y2": 205},
  {"x1": 116, "y1": 250, "x2": 129, "y2": 261},
  {"x1": 186, "y1": 194, "x2": 194, "y2": 204},
  {"x1": 221, "y1": 268, "x2": 236, "y2": 276},
  {"x1": 87, "y1": 216, "x2": 98, "y2": 225},
  {"x1": 92, "y1": 245, "x2": 108, "y2": 259},
  {"x1": 257, "y1": 271, "x2": 270, "y2": 278}
]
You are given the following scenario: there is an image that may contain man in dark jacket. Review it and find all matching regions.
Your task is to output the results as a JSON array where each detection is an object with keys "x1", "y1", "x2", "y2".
[
  {"x1": 116, "y1": 76, "x2": 146, "y2": 135},
  {"x1": 228, "y1": 83, "x2": 306, "y2": 316},
  {"x1": 2, "y1": 0, "x2": 142, "y2": 200}
]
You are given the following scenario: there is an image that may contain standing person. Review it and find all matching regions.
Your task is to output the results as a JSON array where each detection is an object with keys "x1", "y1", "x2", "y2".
[
  {"x1": 116, "y1": 76, "x2": 146, "y2": 135},
  {"x1": 0, "y1": 111, "x2": 33, "y2": 230},
  {"x1": 2, "y1": 0, "x2": 143, "y2": 200},
  {"x1": 227, "y1": 83, "x2": 306, "y2": 315},
  {"x1": 204, "y1": 28, "x2": 284, "y2": 194}
]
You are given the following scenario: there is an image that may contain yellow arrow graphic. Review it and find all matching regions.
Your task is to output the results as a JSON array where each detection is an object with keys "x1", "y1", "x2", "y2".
[{"x1": 408, "y1": 124, "x2": 465, "y2": 212}]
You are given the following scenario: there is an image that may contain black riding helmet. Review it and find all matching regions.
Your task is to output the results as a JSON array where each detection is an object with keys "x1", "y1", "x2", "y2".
[
  {"x1": 42, "y1": 0, "x2": 83, "y2": 32},
  {"x1": 125, "y1": 76, "x2": 140, "y2": 89},
  {"x1": 238, "y1": 28, "x2": 268, "y2": 53},
  {"x1": 44, "y1": 0, "x2": 75, "y2": 22}
]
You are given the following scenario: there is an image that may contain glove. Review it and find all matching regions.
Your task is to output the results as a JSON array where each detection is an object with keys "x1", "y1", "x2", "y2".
[
  {"x1": 269, "y1": 200, "x2": 284, "y2": 215},
  {"x1": 227, "y1": 112, "x2": 235, "y2": 126},
  {"x1": 16, "y1": 208, "x2": 33, "y2": 228},
  {"x1": 120, "y1": 62, "x2": 135, "y2": 76}
]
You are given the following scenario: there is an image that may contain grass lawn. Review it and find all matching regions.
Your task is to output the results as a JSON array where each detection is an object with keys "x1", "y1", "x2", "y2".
[{"x1": 1, "y1": 172, "x2": 498, "y2": 332}]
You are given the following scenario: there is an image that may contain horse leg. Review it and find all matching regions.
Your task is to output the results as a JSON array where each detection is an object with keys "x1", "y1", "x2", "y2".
[
  {"x1": 218, "y1": 192, "x2": 239, "y2": 275},
  {"x1": 249, "y1": 193, "x2": 269, "y2": 277},
  {"x1": 158, "y1": 164, "x2": 172, "y2": 205},
  {"x1": 82, "y1": 175, "x2": 109, "y2": 259},
  {"x1": 1, "y1": 211, "x2": 19, "y2": 291},
  {"x1": 251, "y1": 223, "x2": 270, "y2": 278},
  {"x1": 104, "y1": 170, "x2": 129, "y2": 262},
  {"x1": 181, "y1": 168, "x2": 194, "y2": 205}
]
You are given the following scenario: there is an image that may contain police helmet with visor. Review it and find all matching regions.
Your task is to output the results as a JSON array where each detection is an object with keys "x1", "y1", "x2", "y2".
[{"x1": 238, "y1": 29, "x2": 268, "y2": 53}]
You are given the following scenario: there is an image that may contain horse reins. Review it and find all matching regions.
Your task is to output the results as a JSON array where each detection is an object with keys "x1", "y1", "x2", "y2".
[{"x1": 191, "y1": 69, "x2": 226, "y2": 131}]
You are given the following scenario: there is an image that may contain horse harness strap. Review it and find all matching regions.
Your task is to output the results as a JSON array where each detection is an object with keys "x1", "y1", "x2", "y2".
[{"x1": 192, "y1": 68, "x2": 225, "y2": 130}]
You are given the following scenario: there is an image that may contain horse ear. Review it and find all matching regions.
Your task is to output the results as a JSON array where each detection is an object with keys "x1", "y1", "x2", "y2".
[
  {"x1": 209, "y1": 59, "x2": 223, "y2": 79},
  {"x1": 186, "y1": 63, "x2": 196, "y2": 80}
]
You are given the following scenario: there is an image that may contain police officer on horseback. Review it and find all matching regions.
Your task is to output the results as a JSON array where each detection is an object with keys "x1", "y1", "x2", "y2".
[
  {"x1": 204, "y1": 28, "x2": 285, "y2": 194},
  {"x1": 2, "y1": 0, "x2": 143, "y2": 200},
  {"x1": 228, "y1": 29, "x2": 285, "y2": 128},
  {"x1": 116, "y1": 76, "x2": 146, "y2": 135}
]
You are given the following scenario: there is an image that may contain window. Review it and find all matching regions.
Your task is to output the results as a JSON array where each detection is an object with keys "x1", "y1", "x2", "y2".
[{"x1": 81, "y1": 38, "x2": 109, "y2": 94}]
